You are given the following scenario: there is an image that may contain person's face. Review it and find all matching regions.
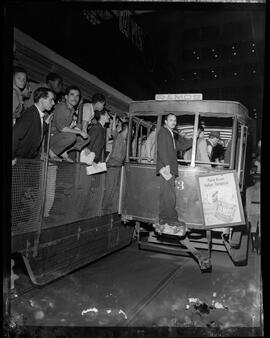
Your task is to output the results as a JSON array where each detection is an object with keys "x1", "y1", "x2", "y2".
[
  {"x1": 49, "y1": 79, "x2": 63, "y2": 94},
  {"x1": 165, "y1": 115, "x2": 176, "y2": 130},
  {"x1": 13, "y1": 72, "x2": 27, "y2": 90},
  {"x1": 41, "y1": 92, "x2": 55, "y2": 112},
  {"x1": 94, "y1": 101, "x2": 105, "y2": 112},
  {"x1": 65, "y1": 90, "x2": 80, "y2": 107}
]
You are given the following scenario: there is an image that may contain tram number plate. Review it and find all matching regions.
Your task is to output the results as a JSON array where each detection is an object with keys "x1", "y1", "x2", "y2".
[{"x1": 176, "y1": 180, "x2": 185, "y2": 190}]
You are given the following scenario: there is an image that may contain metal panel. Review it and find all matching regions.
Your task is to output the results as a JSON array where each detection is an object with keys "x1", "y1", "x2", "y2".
[
  {"x1": 12, "y1": 159, "x2": 44, "y2": 235},
  {"x1": 43, "y1": 162, "x2": 105, "y2": 228},
  {"x1": 122, "y1": 164, "x2": 160, "y2": 221},
  {"x1": 175, "y1": 166, "x2": 210, "y2": 228},
  {"x1": 102, "y1": 166, "x2": 122, "y2": 215},
  {"x1": 20, "y1": 214, "x2": 133, "y2": 285}
]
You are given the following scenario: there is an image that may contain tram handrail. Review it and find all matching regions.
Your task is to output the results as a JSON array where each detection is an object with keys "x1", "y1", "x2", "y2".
[{"x1": 128, "y1": 156, "x2": 230, "y2": 168}]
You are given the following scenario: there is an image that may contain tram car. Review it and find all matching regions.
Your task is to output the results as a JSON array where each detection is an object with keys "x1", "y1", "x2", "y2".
[
  {"x1": 119, "y1": 96, "x2": 254, "y2": 272},
  {"x1": 12, "y1": 29, "x2": 255, "y2": 287},
  {"x1": 11, "y1": 29, "x2": 134, "y2": 286}
]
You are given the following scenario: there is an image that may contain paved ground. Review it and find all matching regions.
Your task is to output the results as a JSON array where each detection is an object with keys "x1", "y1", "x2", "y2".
[{"x1": 9, "y1": 240, "x2": 263, "y2": 335}]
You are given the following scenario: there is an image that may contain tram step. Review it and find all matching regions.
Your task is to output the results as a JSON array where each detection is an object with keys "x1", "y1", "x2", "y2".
[{"x1": 139, "y1": 242, "x2": 191, "y2": 256}]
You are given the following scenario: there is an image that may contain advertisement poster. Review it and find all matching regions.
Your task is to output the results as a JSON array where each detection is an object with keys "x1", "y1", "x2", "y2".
[{"x1": 197, "y1": 171, "x2": 245, "y2": 227}]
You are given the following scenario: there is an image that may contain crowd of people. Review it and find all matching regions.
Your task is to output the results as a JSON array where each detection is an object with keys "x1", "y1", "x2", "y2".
[{"x1": 12, "y1": 66, "x2": 128, "y2": 168}]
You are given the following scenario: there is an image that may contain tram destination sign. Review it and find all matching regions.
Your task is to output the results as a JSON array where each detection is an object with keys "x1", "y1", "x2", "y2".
[
  {"x1": 197, "y1": 171, "x2": 245, "y2": 228},
  {"x1": 155, "y1": 93, "x2": 203, "y2": 101}
]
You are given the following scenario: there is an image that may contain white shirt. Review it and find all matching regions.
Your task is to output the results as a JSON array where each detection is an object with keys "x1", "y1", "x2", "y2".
[
  {"x1": 34, "y1": 104, "x2": 45, "y2": 138},
  {"x1": 165, "y1": 126, "x2": 176, "y2": 149}
]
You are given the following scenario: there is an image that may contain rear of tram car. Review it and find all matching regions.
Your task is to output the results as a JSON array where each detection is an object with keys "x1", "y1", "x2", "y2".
[{"x1": 119, "y1": 97, "x2": 252, "y2": 271}]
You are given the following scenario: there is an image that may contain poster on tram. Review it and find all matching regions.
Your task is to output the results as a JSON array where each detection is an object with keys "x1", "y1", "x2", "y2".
[{"x1": 197, "y1": 171, "x2": 245, "y2": 227}]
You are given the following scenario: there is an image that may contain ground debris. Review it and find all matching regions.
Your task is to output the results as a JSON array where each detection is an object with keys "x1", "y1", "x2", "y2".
[
  {"x1": 81, "y1": 307, "x2": 98, "y2": 315},
  {"x1": 186, "y1": 297, "x2": 228, "y2": 316},
  {"x1": 194, "y1": 301, "x2": 212, "y2": 314}
]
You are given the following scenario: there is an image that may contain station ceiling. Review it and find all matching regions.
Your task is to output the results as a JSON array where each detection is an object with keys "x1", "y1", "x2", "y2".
[{"x1": 9, "y1": 2, "x2": 266, "y2": 123}]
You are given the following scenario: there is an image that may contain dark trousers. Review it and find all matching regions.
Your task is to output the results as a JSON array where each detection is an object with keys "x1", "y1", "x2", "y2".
[
  {"x1": 159, "y1": 175, "x2": 178, "y2": 223},
  {"x1": 102, "y1": 166, "x2": 121, "y2": 214},
  {"x1": 50, "y1": 132, "x2": 90, "y2": 156}
]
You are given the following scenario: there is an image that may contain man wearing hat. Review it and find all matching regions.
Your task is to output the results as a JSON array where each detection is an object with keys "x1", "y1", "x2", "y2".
[{"x1": 206, "y1": 131, "x2": 220, "y2": 161}]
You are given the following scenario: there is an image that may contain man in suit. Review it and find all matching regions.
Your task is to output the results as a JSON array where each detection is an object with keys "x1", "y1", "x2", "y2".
[
  {"x1": 157, "y1": 113, "x2": 193, "y2": 234},
  {"x1": 88, "y1": 109, "x2": 110, "y2": 163},
  {"x1": 13, "y1": 87, "x2": 55, "y2": 160}
]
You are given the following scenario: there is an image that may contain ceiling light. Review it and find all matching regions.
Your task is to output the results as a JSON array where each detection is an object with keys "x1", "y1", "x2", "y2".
[
  {"x1": 214, "y1": 74, "x2": 217, "y2": 78},
  {"x1": 196, "y1": 56, "x2": 200, "y2": 60},
  {"x1": 232, "y1": 46, "x2": 235, "y2": 50},
  {"x1": 252, "y1": 49, "x2": 255, "y2": 53},
  {"x1": 193, "y1": 51, "x2": 196, "y2": 55},
  {"x1": 234, "y1": 72, "x2": 238, "y2": 76},
  {"x1": 212, "y1": 49, "x2": 215, "y2": 52},
  {"x1": 252, "y1": 70, "x2": 256, "y2": 74},
  {"x1": 211, "y1": 70, "x2": 215, "y2": 73},
  {"x1": 233, "y1": 52, "x2": 237, "y2": 55},
  {"x1": 214, "y1": 54, "x2": 218, "y2": 58}
]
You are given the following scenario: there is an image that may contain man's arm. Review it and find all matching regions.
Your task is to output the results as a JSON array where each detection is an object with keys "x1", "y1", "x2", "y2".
[
  {"x1": 110, "y1": 115, "x2": 118, "y2": 139},
  {"x1": 176, "y1": 135, "x2": 193, "y2": 152}
]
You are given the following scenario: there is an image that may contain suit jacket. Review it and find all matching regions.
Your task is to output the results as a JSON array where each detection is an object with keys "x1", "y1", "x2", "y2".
[
  {"x1": 13, "y1": 105, "x2": 47, "y2": 159},
  {"x1": 157, "y1": 127, "x2": 193, "y2": 176},
  {"x1": 88, "y1": 122, "x2": 105, "y2": 163}
]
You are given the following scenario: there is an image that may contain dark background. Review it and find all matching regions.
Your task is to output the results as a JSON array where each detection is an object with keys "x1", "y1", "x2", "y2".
[{"x1": 9, "y1": 2, "x2": 266, "y2": 139}]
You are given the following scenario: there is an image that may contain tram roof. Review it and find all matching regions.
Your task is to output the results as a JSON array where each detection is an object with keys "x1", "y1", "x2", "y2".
[{"x1": 129, "y1": 100, "x2": 249, "y2": 123}]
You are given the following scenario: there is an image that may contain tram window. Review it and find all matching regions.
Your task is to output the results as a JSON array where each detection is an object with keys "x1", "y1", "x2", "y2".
[
  {"x1": 177, "y1": 116, "x2": 234, "y2": 168},
  {"x1": 128, "y1": 115, "x2": 158, "y2": 163}
]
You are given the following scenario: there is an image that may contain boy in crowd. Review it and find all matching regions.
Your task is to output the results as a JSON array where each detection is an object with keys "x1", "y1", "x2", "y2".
[
  {"x1": 49, "y1": 85, "x2": 90, "y2": 162},
  {"x1": 24, "y1": 72, "x2": 63, "y2": 109}
]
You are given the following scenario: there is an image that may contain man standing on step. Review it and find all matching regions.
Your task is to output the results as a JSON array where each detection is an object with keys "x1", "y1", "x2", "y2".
[{"x1": 156, "y1": 113, "x2": 193, "y2": 235}]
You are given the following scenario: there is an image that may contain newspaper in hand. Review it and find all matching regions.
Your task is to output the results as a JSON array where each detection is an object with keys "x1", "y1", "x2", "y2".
[
  {"x1": 159, "y1": 165, "x2": 172, "y2": 181},
  {"x1": 86, "y1": 162, "x2": 107, "y2": 175}
]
